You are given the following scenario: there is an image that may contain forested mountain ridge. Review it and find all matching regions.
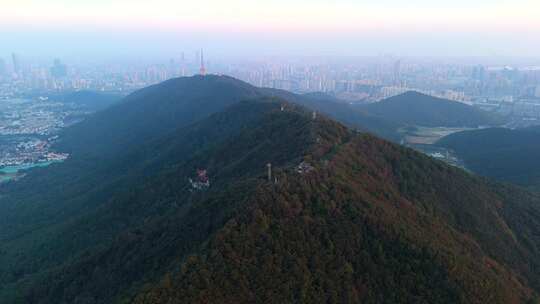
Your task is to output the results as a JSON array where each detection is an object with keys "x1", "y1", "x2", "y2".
[
  {"x1": 131, "y1": 110, "x2": 540, "y2": 303},
  {"x1": 15, "y1": 101, "x2": 540, "y2": 303},
  {"x1": 0, "y1": 75, "x2": 397, "y2": 281},
  {"x1": 1, "y1": 77, "x2": 540, "y2": 303},
  {"x1": 0, "y1": 74, "x2": 398, "y2": 300},
  {"x1": 16, "y1": 101, "x2": 338, "y2": 303},
  {"x1": 0, "y1": 100, "x2": 302, "y2": 300},
  {"x1": 362, "y1": 91, "x2": 504, "y2": 127}
]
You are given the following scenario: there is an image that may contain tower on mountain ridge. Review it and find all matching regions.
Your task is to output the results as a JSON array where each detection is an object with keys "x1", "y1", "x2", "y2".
[{"x1": 199, "y1": 49, "x2": 206, "y2": 76}]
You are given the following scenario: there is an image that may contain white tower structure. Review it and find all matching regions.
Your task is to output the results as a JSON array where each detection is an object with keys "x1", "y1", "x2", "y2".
[{"x1": 199, "y1": 49, "x2": 206, "y2": 76}]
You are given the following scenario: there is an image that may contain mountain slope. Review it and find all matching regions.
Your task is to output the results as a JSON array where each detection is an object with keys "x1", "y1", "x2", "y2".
[
  {"x1": 55, "y1": 75, "x2": 264, "y2": 158},
  {"x1": 290, "y1": 92, "x2": 403, "y2": 141},
  {"x1": 15, "y1": 100, "x2": 324, "y2": 303},
  {"x1": 362, "y1": 91, "x2": 503, "y2": 127},
  {"x1": 131, "y1": 129, "x2": 540, "y2": 304},
  {"x1": 437, "y1": 127, "x2": 540, "y2": 189},
  {"x1": 11, "y1": 101, "x2": 540, "y2": 304},
  {"x1": 0, "y1": 100, "x2": 292, "y2": 298}
]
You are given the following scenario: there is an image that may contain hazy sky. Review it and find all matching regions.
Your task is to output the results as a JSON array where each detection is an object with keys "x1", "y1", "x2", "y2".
[{"x1": 1, "y1": 0, "x2": 540, "y2": 60}]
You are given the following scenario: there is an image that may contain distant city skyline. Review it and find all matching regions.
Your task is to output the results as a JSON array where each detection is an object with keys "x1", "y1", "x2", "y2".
[{"x1": 1, "y1": 0, "x2": 539, "y2": 59}]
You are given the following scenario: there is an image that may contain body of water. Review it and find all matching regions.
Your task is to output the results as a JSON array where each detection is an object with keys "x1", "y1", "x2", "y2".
[{"x1": 0, "y1": 161, "x2": 61, "y2": 182}]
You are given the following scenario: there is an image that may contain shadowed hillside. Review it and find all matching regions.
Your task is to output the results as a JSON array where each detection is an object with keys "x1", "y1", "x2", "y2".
[
  {"x1": 55, "y1": 75, "x2": 401, "y2": 160},
  {"x1": 362, "y1": 91, "x2": 504, "y2": 127},
  {"x1": 438, "y1": 127, "x2": 540, "y2": 190}
]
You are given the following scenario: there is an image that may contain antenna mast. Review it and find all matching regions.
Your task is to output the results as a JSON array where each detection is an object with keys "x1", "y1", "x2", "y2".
[{"x1": 199, "y1": 49, "x2": 206, "y2": 76}]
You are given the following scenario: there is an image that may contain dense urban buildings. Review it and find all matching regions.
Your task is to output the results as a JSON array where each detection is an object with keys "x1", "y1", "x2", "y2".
[{"x1": 1, "y1": 54, "x2": 540, "y2": 126}]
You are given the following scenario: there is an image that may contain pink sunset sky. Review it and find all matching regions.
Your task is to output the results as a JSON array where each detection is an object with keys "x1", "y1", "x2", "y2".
[{"x1": 1, "y1": 0, "x2": 539, "y2": 59}]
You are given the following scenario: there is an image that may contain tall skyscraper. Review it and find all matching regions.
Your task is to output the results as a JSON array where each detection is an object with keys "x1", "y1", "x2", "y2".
[
  {"x1": 180, "y1": 52, "x2": 186, "y2": 77},
  {"x1": 11, "y1": 53, "x2": 20, "y2": 75},
  {"x1": 50, "y1": 59, "x2": 67, "y2": 78},
  {"x1": 393, "y1": 59, "x2": 401, "y2": 85},
  {"x1": 472, "y1": 65, "x2": 486, "y2": 81},
  {"x1": 199, "y1": 49, "x2": 206, "y2": 76}
]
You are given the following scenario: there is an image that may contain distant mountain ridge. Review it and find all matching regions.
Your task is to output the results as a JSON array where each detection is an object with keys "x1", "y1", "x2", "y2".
[
  {"x1": 362, "y1": 91, "x2": 504, "y2": 127},
  {"x1": 55, "y1": 75, "x2": 405, "y2": 160},
  {"x1": 55, "y1": 75, "x2": 264, "y2": 158}
]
